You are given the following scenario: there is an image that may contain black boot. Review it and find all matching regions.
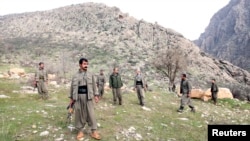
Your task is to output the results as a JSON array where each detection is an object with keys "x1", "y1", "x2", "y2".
[
  {"x1": 177, "y1": 106, "x2": 184, "y2": 112},
  {"x1": 189, "y1": 106, "x2": 195, "y2": 113}
]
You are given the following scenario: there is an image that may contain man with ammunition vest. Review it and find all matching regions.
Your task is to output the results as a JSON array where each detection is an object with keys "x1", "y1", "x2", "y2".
[
  {"x1": 134, "y1": 68, "x2": 147, "y2": 106},
  {"x1": 69, "y1": 58, "x2": 101, "y2": 140}
]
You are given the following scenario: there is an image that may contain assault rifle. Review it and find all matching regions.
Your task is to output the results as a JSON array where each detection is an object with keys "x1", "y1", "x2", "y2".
[
  {"x1": 66, "y1": 100, "x2": 75, "y2": 124},
  {"x1": 33, "y1": 81, "x2": 37, "y2": 91}
]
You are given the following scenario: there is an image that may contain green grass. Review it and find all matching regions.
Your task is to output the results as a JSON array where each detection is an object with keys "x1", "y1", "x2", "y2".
[{"x1": 0, "y1": 79, "x2": 249, "y2": 141}]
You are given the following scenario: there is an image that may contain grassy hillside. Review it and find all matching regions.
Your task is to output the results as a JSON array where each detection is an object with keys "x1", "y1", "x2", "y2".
[{"x1": 0, "y1": 78, "x2": 249, "y2": 141}]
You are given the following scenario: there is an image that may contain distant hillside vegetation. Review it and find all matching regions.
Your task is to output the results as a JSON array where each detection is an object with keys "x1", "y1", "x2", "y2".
[{"x1": 0, "y1": 2, "x2": 249, "y2": 100}]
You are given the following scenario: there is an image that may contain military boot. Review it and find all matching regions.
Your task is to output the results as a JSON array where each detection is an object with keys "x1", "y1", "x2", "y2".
[
  {"x1": 189, "y1": 106, "x2": 195, "y2": 113},
  {"x1": 177, "y1": 106, "x2": 184, "y2": 113},
  {"x1": 119, "y1": 100, "x2": 122, "y2": 105}
]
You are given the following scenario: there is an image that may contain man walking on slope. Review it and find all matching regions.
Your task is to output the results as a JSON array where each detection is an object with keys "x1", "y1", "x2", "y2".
[{"x1": 177, "y1": 73, "x2": 195, "y2": 113}]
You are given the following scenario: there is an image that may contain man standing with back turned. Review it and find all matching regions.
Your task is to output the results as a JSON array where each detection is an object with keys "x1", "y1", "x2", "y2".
[
  {"x1": 177, "y1": 74, "x2": 195, "y2": 113},
  {"x1": 69, "y1": 58, "x2": 101, "y2": 140}
]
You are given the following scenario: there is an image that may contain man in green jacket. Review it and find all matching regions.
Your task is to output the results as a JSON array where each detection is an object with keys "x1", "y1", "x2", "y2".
[
  {"x1": 34, "y1": 62, "x2": 49, "y2": 100},
  {"x1": 109, "y1": 67, "x2": 123, "y2": 105},
  {"x1": 69, "y1": 58, "x2": 101, "y2": 140},
  {"x1": 177, "y1": 73, "x2": 195, "y2": 113}
]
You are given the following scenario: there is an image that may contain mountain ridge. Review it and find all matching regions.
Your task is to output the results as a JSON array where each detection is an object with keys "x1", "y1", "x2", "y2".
[
  {"x1": 194, "y1": 0, "x2": 250, "y2": 70},
  {"x1": 0, "y1": 2, "x2": 249, "y2": 99}
]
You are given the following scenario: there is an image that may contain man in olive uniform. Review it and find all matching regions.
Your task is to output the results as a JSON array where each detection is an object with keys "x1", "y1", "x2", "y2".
[
  {"x1": 177, "y1": 74, "x2": 195, "y2": 113},
  {"x1": 109, "y1": 67, "x2": 123, "y2": 105},
  {"x1": 96, "y1": 69, "x2": 106, "y2": 99},
  {"x1": 134, "y1": 68, "x2": 147, "y2": 106},
  {"x1": 69, "y1": 58, "x2": 101, "y2": 140},
  {"x1": 35, "y1": 62, "x2": 49, "y2": 100},
  {"x1": 211, "y1": 78, "x2": 219, "y2": 105}
]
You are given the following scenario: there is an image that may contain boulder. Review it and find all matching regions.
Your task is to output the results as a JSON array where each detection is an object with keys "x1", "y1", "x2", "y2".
[
  {"x1": 190, "y1": 89, "x2": 204, "y2": 98},
  {"x1": 203, "y1": 87, "x2": 233, "y2": 101},
  {"x1": 8, "y1": 68, "x2": 25, "y2": 77},
  {"x1": 48, "y1": 74, "x2": 56, "y2": 80}
]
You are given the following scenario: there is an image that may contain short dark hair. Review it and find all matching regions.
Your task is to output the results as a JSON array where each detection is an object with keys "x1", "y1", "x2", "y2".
[
  {"x1": 182, "y1": 73, "x2": 186, "y2": 78},
  {"x1": 212, "y1": 78, "x2": 216, "y2": 81},
  {"x1": 39, "y1": 62, "x2": 44, "y2": 65},
  {"x1": 79, "y1": 58, "x2": 88, "y2": 64}
]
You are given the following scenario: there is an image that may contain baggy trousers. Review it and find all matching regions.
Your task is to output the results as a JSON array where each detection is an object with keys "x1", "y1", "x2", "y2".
[
  {"x1": 180, "y1": 94, "x2": 194, "y2": 109},
  {"x1": 211, "y1": 92, "x2": 218, "y2": 103},
  {"x1": 37, "y1": 80, "x2": 48, "y2": 98},
  {"x1": 75, "y1": 94, "x2": 97, "y2": 131},
  {"x1": 98, "y1": 85, "x2": 104, "y2": 97},
  {"x1": 112, "y1": 88, "x2": 122, "y2": 104},
  {"x1": 136, "y1": 85, "x2": 145, "y2": 106}
]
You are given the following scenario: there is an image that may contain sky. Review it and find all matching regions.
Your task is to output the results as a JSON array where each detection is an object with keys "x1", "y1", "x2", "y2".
[{"x1": 0, "y1": 0, "x2": 230, "y2": 40}]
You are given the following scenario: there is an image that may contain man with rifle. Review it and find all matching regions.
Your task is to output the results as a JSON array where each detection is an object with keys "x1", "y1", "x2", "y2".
[
  {"x1": 69, "y1": 58, "x2": 101, "y2": 140},
  {"x1": 34, "y1": 62, "x2": 49, "y2": 100}
]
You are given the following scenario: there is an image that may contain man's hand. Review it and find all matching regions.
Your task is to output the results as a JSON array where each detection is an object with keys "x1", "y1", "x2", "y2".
[
  {"x1": 187, "y1": 94, "x2": 190, "y2": 98},
  {"x1": 94, "y1": 96, "x2": 99, "y2": 103},
  {"x1": 70, "y1": 99, "x2": 74, "y2": 103},
  {"x1": 69, "y1": 108, "x2": 74, "y2": 113}
]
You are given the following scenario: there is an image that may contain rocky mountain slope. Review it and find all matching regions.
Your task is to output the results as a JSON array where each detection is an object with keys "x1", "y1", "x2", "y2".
[
  {"x1": 194, "y1": 0, "x2": 250, "y2": 70},
  {"x1": 0, "y1": 2, "x2": 249, "y2": 99}
]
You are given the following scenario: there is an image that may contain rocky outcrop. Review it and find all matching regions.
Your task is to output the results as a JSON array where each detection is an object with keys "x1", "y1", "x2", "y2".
[
  {"x1": 189, "y1": 88, "x2": 233, "y2": 101},
  {"x1": 0, "y1": 2, "x2": 249, "y2": 100},
  {"x1": 195, "y1": 0, "x2": 250, "y2": 70}
]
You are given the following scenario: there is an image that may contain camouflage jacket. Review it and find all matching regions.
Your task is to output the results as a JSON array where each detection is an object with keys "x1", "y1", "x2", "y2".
[
  {"x1": 35, "y1": 68, "x2": 48, "y2": 82},
  {"x1": 69, "y1": 70, "x2": 98, "y2": 100},
  {"x1": 180, "y1": 79, "x2": 192, "y2": 94}
]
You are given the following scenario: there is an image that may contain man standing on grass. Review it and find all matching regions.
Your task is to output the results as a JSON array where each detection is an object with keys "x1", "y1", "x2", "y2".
[
  {"x1": 133, "y1": 68, "x2": 147, "y2": 106},
  {"x1": 109, "y1": 67, "x2": 123, "y2": 105},
  {"x1": 34, "y1": 62, "x2": 49, "y2": 100},
  {"x1": 211, "y1": 78, "x2": 219, "y2": 105},
  {"x1": 96, "y1": 69, "x2": 106, "y2": 99},
  {"x1": 177, "y1": 73, "x2": 195, "y2": 113},
  {"x1": 69, "y1": 58, "x2": 101, "y2": 140}
]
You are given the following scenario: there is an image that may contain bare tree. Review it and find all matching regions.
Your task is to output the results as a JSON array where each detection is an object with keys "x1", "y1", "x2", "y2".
[{"x1": 153, "y1": 48, "x2": 187, "y2": 92}]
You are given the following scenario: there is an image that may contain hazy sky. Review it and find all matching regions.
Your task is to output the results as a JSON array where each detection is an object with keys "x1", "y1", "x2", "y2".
[{"x1": 0, "y1": 0, "x2": 230, "y2": 40}]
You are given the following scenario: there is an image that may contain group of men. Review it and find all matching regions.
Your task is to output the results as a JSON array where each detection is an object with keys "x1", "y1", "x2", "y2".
[
  {"x1": 34, "y1": 58, "x2": 219, "y2": 140},
  {"x1": 68, "y1": 58, "x2": 149, "y2": 140}
]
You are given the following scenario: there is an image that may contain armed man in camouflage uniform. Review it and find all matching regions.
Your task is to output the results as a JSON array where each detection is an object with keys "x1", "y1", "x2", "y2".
[
  {"x1": 109, "y1": 67, "x2": 123, "y2": 105},
  {"x1": 96, "y1": 69, "x2": 106, "y2": 99},
  {"x1": 35, "y1": 62, "x2": 49, "y2": 100},
  {"x1": 69, "y1": 58, "x2": 101, "y2": 140},
  {"x1": 177, "y1": 74, "x2": 195, "y2": 113},
  {"x1": 211, "y1": 78, "x2": 219, "y2": 105},
  {"x1": 134, "y1": 68, "x2": 147, "y2": 106}
]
